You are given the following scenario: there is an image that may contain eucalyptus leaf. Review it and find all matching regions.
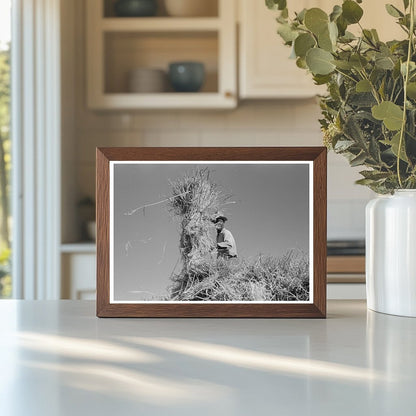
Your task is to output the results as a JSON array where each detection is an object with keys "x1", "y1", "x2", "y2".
[
  {"x1": 296, "y1": 8, "x2": 307, "y2": 23},
  {"x1": 339, "y1": 31, "x2": 356, "y2": 43},
  {"x1": 369, "y1": 136, "x2": 382, "y2": 163},
  {"x1": 355, "y1": 178, "x2": 377, "y2": 186},
  {"x1": 383, "y1": 132, "x2": 409, "y2": 162},
  {"x1": 378, "y1": 78, "x2": 386, "y2": 100},
  {"x1": 329, "y1": 82, "x2": 341, "y2": 101},
  {"x1": 370, "y1": 67, "x2": 386, "y2": 85},
  {"x1": 276, "y1": 15, "x2": 288, "y2": 24},
  {"x1": 306, "y1": 48, "x2": 335, "y2": 75},
  {"x1": 360, "y1": 170, "x2": 392, "y2": 180},
  {"x1": 342, "y1": 0, "x2": 363, "y2": 24},
  {"x1": 277, "y1": 23, "x2": 298, "y2": 43},
  {"x1": 356, "y1": 79, "x2": 372, "y2": 92},
  {"x1": 334, "y1": 139, "x2": 355, "y2": 151},
  {"x1": 348, "y1": 92, "x2": 377, "y2": 107},
  {"x1": 371, "y1": 29, "x2": 380, "y2": 42},
  {"x1": 350, "y1": 152, "x2": 368, "y2": 167},
  {"x1": 385, "y1": 4, "x2": 404, "y2": 18},
  {"x1": 296, "y1": 57, "x2": 308, "y2": 69},
  {"x1": 313, "y1": 74, "x2": 332, "y2": 85},
  {"x1": 407, "y1": 82, "x2": 416, "y2": 99},
  {"x1": 294, "y1": 33, "x2": 316, "y2": 58},
  {"x1": 328, "y1": 21, "x2": 338, "y2": 45},
  {"x1": 318, "y1": 27, "x2": 334, "y2": 52},
  {"x1": 344, "y1": 114, "x2": 367, "y2": 147},
  {"x1": 333, "y1": 60, "x2": 353, "y2": 70},
  {"x1": 304, "y1": 8, "x2": 329, "y2": 35},
  {"x1": 336, "y1": 15, "x2": 348, "y2": 36},
  {"x1": 401, "y1": 61, "x2": 416, "y2": 76},
  {"x1": 330, "y1": 5, "x2": 342, "y2": 22},
  {"x1": 266, "y1": 0, "x2": 287, "y2": 11},
  {"x1": 399, "y1": 14, "x2": 411, "y2": 29},
  {"x1": 350, "y1": 54, "x2": 368, "y2": 70},
  {"x1": 372, "y1": 101, "x2": 404, "y2": 130},
  {"x1": 408, "y1": 109, "x2": 416, "y2": 137},
  {"x1": 380, "y1": 44, "x2": 393, "y2": 55},
  {"x1": 363, "y1": 29, "x2": 376, "y2": 46},
  {"x1": 375, "y1": 55, "x2": 395, "y2": 70}
]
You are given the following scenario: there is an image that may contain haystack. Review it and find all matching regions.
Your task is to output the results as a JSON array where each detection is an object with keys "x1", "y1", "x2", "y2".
[{"x1": 167, "y1": 168, "x2": 229, "y2": 297}]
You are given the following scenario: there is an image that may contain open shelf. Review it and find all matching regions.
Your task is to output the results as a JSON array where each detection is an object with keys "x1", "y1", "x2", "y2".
[
  {"x1": 103, "y1": 0, "x2": 219, "y2": 18},
  {"x1": 87, "y1": 0, "x2": 236, "y2": 109},
  {"x1": 102, "y1": 17, "x2": 221, "y2": 31},
  {"x1": 104, "y1": 31, "x2": 218, "y2": 94}
]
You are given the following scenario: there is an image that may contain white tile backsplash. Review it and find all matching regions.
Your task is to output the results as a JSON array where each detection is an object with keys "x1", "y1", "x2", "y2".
[
  {"x1": 178, "y1": 111, "x2": 227, "y2": 130},
  {"x1": 142, "y1": 130, "x2": 200, "y2": 146},
  {"x1": 133, "y1": 111, "x2": 180, "y2": 130}
]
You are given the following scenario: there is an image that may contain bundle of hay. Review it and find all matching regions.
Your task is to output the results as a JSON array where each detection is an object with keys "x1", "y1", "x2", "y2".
[
  {"x1": 167, "y1": 168, "x2": 229, "y2": 295},
  {"x1": 170, "y1": 249, "x2": 309, "y2": 302}
]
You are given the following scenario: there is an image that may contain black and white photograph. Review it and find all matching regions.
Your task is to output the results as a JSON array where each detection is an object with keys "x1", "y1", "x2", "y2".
[{"x1": 110, "y1": 161, "x2": 313, "y2": 304}]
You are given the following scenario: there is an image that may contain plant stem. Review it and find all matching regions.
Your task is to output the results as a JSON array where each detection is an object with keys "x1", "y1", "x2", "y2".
[
  {"x1": 334, "y1": 68, "x2": 358, "y2": 84},
  {"x1": 359, "y1": 69, "x2": 381, "y2": 104},
  {"x1": 397, "y1": 0, "x2": 415, "y2": 188}
]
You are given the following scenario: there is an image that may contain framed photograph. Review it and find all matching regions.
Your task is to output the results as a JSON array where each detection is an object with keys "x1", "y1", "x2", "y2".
[{"x1": 96, "y1": 147, "x2": 327, "y2": 318}]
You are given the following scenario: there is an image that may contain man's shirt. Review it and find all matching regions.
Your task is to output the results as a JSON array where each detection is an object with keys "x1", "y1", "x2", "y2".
[{"x1": 217, "y1": 228, "x2": 237, "y2": 257}]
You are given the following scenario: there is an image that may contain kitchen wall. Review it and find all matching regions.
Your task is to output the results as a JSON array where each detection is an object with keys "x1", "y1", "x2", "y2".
[{"x1": 62, "y1": 0, "x2": 374, "y2": 243}]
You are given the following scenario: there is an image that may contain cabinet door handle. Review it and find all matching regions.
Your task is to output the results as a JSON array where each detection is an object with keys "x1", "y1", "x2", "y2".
[{"x1": 224, "y1": 91, "x2": 234, "y2": 99}]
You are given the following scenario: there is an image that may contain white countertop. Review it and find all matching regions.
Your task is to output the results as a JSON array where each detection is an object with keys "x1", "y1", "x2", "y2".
[{"x1": 0, "y1": 300, "x2": 415, "y2": 415}]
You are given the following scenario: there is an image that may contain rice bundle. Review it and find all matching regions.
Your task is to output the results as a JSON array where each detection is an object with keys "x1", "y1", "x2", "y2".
[
  {"x1": 169, "y1": 250, "x2": 309, "y2": 302},
  {"x1": 167, "y1": 168, "x2": 229, "y2": 292}
]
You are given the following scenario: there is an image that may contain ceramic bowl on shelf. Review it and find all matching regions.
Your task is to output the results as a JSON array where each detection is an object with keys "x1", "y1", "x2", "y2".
[
  {"x1": 114, "y1": 0, "x2": 158, "y2": 17},
  {"x1": 168, "y1": 62, "x2": 205, "y2": 92},
  {"x1": 164, "y1": 0, "x2": 218, "y2": 17},
  {"x1": 128, "y1": 68, "x2": 167, "y2": 93}
]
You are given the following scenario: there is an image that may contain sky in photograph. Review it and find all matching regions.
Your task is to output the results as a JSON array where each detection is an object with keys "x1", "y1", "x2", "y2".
[{"x1": 113, "y1": 163, "x2": 310, "y2": 301}]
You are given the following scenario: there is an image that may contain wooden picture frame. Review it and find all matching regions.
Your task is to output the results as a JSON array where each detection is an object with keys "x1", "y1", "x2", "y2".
[{"x1": 96, "y1": 147, "x2": 327, "y2": 318}]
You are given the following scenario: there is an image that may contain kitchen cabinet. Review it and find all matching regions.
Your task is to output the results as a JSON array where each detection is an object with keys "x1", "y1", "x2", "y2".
[
  {"x1": 238, "y1": 0, "x2": 404, "y2": 99},
  {"x1": 61, "y1": 245, "x2": 96, "y2": 300},
  {"x1": 86, "y1": 0, "x2": 237, "y2": 109},
  {"x1": 239, "y1": 0, "x2": 325, "y2": 99}
]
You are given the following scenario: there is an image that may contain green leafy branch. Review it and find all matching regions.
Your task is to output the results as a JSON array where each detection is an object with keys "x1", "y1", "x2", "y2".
[{"x1": 267, "y1": 0, "x2": 416, "y2": 193}]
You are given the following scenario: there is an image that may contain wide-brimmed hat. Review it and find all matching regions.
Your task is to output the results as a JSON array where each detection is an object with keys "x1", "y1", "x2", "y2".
[{"x1": 211, "y1": 213, "x2": 228, "y2": 223}]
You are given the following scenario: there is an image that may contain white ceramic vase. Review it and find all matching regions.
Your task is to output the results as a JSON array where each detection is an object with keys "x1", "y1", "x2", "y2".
[{"x1": 366, "y1": 190, "x2": 416, "y2": 317}]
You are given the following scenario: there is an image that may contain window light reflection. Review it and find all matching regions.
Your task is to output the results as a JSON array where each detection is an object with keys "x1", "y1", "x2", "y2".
[
  {"x1": 20, "y1": 360, "x2": 230, "y2": 405},
  {"x1": 121, "y1": 337, "x2": 393, "y2": 383},
  {"x1": 17, "y1": 332, "x2": 159, "y2": 363}
]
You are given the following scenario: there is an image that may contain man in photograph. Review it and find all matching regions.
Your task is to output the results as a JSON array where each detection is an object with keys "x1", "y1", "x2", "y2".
[{"x1": 212, "y1": 213, "x2": 237, "y2": 259}]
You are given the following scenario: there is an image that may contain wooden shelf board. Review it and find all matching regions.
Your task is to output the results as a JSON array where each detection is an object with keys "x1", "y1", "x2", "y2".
[
  {"x1": 101, "y1": 17, "x2": 221, "y2": 32},
  {"x1": 327, "y1": 256, "x2": 365, "y2": 274},
  {"x1": 61, "y1": 243, "x2": 96, "y2": 253},
  {"x1": 89, "y1": 92, "x2": 236, "y2": 109},
  {"x1": 327, "y1": 274, "x2": 365, "y2": 284}
]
